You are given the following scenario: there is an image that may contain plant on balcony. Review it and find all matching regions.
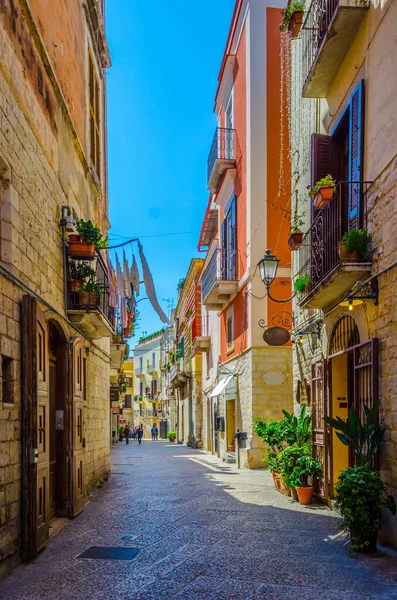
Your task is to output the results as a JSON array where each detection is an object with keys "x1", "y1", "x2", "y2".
[
  {"x1": 80, "y1": 280, "x2": 100, "y2": 306},
  {"x1": 339, "y1": 229, "x2": 371, "y2": 261},
  {"x1": 294, "y1": 274, "x2": 310, "y2": 294},
  {"x1": 280, "y1": 2, "x2": 305, "y2": 38},
  {"x1": 288, "y1": 211, "x2": 306, "y2": 250},
  {"x1": 68, "y1": 219, "x2": 105, "y2": 260},
  {"x1": 167, "y1": 431, "x2": 176, "y2": 442},
  {"x1": 68, "y1": 262, "x2": 96, "y2": 292},
  {"x1": 309, "y1": 174, "x2": 336, "y2": 209},
  {"x1": 289, "y1": 454, "x2": 322, "y2": 505}
]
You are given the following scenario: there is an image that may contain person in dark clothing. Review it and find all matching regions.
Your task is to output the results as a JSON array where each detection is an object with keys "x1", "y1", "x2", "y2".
[
  {"x1": 137, "y1": 427, "x2": 143, "y2": 445},
  {"x1": 155, "y1": 426, "x2": 159, "y2": 441},
  {"x1": 151, "y1": 425, "x2": 156, "y2": 441},
  {"x1": 124, "y1": 424, "x2": 130, "y2": 444}
]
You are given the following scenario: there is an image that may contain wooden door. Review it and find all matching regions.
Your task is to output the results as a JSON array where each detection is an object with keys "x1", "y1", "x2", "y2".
[
  {"x1": 68, "y1": 337, "x2": 85, "y2": 517},
  {"x1": 311, "y1": 359, "x2": 332, "y2": 500},
  {"x1": 22, "y1": 296, "x2": 50, "y2": 558}
]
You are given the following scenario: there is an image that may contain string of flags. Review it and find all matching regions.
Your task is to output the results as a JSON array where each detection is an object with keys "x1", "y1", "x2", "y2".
[{"x1": 107, "y1": 241, "x2": 169, "y2": 338}]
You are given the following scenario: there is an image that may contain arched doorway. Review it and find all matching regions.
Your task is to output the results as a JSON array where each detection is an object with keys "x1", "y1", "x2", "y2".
[
  {"x1": 48, "y1": 320, "x2": 69, "y2": 522},
  {"x1": 312, "y1": 315, "x2": 378, "y2": 502}
]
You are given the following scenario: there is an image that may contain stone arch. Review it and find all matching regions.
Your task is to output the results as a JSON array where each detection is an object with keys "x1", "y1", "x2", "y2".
[{"x1": 328, "y1": 314, "x2": 360, "y2": 355}]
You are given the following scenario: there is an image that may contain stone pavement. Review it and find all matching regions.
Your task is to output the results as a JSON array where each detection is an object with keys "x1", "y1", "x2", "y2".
[{"x1": 1, "y1": 441, "x2": 397, "y2": 600}]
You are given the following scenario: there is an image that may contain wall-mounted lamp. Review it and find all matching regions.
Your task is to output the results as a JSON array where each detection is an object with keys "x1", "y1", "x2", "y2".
[
  {"x1": 292, "y1": 322, "x2": 322, "y2": 344},
  {"x1": 338, "y1": 279, "x2": 378, "y2": 311},
  {"x1": 258, "y1": 250, "x2": 295, "y2": 303}
]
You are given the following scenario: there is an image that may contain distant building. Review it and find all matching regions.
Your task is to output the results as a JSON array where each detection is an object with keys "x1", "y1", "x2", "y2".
[{"x1": 133, "y1": 331, "x2": 163, "y2": 438}]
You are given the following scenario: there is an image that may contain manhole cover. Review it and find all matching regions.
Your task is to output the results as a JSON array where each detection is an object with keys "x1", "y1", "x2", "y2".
[{"x1": 78, "y1": 546, "x2": 141, "y2": 560}]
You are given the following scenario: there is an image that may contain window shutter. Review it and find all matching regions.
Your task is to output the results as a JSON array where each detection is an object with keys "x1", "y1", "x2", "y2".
[
  {"x1": 348, "y1": 80, "x2": 364, "y2": 231},
  {"x1": 311, "y1": 134, "x2": 333, "y2": 188}
]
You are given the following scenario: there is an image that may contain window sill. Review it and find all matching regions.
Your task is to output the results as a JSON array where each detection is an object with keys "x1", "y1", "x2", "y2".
[{"x1": 226, "y1": 346, "x2": 234, "y2": 355}]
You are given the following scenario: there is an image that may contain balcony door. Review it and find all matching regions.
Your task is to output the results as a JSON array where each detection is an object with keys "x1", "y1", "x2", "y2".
[
  {"x1": 225, "y1": 93, "x2": 234, "y2": 159},
  {"x1": 222, "y1": 197, "x2": 237, "y2": 281}
]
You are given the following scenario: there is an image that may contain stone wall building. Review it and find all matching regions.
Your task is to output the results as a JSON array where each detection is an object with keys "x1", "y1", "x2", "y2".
[
  {"x1": 290, "y1": 0, "x2": 397, "y2": 546},
  {"x1": 198, "y1": 0, "x2": 293, "y2": 467},
  {"x1": 0, "y1": 0, "x2": 113, "y2": 578},
  {"x1": 159, "y1": 325, "x2": 176, "y2": 435},
  {"x1": 133, "y1": 332, "x2": 163, "y2": 438}
]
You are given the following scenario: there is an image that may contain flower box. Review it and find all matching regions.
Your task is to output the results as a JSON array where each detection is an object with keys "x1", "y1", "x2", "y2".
[{"x1": 288, "y1": 10, "x2": 304, "y2": 38}]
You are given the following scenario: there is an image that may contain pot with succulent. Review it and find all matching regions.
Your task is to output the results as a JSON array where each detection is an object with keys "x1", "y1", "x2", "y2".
[
  {"x1": 288, "y1": 211, "x2": 305, "y2": 250},
  {"x1": 289, "y1": 454, "x2": 322, "y2": 504},
  {"x1": 294, "y1": 273, "x2": 310, "y2": 295},
  {"x1": 338, "y1": 229, "x2": 371, "y2": 261},
  {"x1": 68, "y1": 219, "x2": 107, "y2": 260},
  {"x1": 309, "y1": 175, "x2": 336, "y2": 209},
  {"x1": 324, "y1": 402, "x2": 396, "y2": 553},
  {"x1": 167, "y1": 431, "x2": 176, "y2": 443},
  {"x1": 280, "y1": 2, "x2": 305, "y2": 38}
]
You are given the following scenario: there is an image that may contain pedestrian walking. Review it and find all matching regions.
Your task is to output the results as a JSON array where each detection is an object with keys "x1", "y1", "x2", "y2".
[
  {"x1": 132, "y1": 427, "x2": 137, "y2": 441},
  {"x1": 124, "y1": 424, "x2": 130, "y2": 444},
  {"x1": 151, "y1": 425, "x2": 156, "y2": 441},
  {"x1": 137, "y1": 426, "x2": 143, "y2": 445},
  {"x1": 155, "y1": 426, "x2": 159, "y2": 441}
]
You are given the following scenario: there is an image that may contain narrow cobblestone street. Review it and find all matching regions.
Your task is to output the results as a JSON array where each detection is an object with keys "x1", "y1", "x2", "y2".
[{"x1": 1, "y1": 442, "x2": 397, "y2": 600}]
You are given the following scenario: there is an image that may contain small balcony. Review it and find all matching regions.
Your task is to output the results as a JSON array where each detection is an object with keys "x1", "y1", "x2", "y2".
[
  {"x1": 193, "y1": 336, "x2": 211, "y2": 352},
  {"x1": 169, "y1": 360, "x2": 187, "y2": 387},
  {"x1": 67, "y1": 250, "x2": 115, "y2": 339},
  {"x1": 207, "y1": 127, "x2": 236, "y2": 192},
  {"x1": 146, "y1": 361, "x2": 158, "y2": 377},
  {"x1": 302, "y1": 0, "x2": 369, "y2": 98},
  {"x1": 201, "y1": 249, "x2": 239, "y2": 310},
  {"x1": 294, "y1": 182, "x2": 372, "y2": 309},
  {"x1": 135, "y1": 366, "x2": 145, "y2": 378}
]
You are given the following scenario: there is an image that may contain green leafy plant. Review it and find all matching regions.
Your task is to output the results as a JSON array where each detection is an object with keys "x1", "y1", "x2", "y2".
[
  {"x1": 341, "y1": 229, "x2": 371, "y2": 259},
  {"x1": 254, "y1": 418, "x2": 288, "y2": 472},
  {"x1": 290, "y1": 211, "x2": 305, "y2": 234},
  {"x1": 308, "y1": 174, "x2": 336, "y2": 198},
  {"x1": 119, "y1": 425, "x2": 124, "y2": 440},
  {"x1": 278, "y1": 444, "x2": 310, "y2": 488},
  {"x1": 280, "y1": 1, "x2": 305, "y2": 31},
  {"x1": 294, "y1": 274, "x2": 310, "y2": 294},
  {"x1": 76, "y1": 219, "x2": 104, "y2": 246},
  {"x1": 81, "y1": 281, "x2": 100, "y2": 293},
  {"x1": 335, "y1": 465, "x2": 396, "y2": 552},
  {"x1": 69, "y1": 262, "x2": 96, "y2": 282},
  {"x1": 282, "y1": 404, "x2": 312, "y2": 446},
  {"x1": 167, "y1": 431, "x2": 176, "y2": 440},
  {"x1": 289, "y1": 454, "x2": 322, "y2": 488},
  {"x1": 323, "y1": 402, "x2": 385, "y2": 468}
]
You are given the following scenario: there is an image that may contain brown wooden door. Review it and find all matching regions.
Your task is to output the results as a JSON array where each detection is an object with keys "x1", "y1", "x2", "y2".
[
  {"x1": 68, "y1": 337, "x2": 85, "y2": 517},
  {"x1": 22, "y1": 296, "x2": 50, "y2": 558},
  {"x1": 311, "y1": 359, "x2": 332, "y2": 500}
]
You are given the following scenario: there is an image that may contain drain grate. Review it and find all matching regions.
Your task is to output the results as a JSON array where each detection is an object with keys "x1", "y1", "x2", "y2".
[{"x1": 78, "y1": 546, "x2": 141, "y2": 560}]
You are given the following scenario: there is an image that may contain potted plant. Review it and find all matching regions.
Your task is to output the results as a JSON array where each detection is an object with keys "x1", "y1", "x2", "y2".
[
  {"x1": 80, "y1": 280, "x2": 100, "y2": 306},
  {"x1": 167, "y1": 431, "x2": 176, "y2": 443},
  {"x1": 289, "y1": 454, "x2": 322, "y2": 504},
  {"x1": 280, "y1": 2, "x2": 305, "y2": 38},
  {"x1": 338, "y1": 229, "x2": 371, "y2": 261},
  {"x1": 294, "y1": 273, "x2": 310, "y2": 294},
  {"x1": 68, "y1": 219, "x2": 105, "y2": 260},
  {"x1": 118, "y1": 425, "x2": 124, "y2": 441},
  {"x1": 288, "y1": 211, "x2": 305, "y2": 250},
  {"x1": 335, "y1": 466, "x2": 396, "y2": 553},
  {"x1": 309, "y1": 175, "x2": 336, "y2": 209}
]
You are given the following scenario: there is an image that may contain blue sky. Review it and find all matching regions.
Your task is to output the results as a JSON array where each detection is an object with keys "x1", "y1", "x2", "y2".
[{"x1": 106, "y1": 0, "x2": 235, "y2": 340}]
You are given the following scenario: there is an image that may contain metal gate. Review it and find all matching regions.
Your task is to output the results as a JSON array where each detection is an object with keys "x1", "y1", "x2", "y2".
[{"x1": 311, "y1": 359, "x2": 331, "y2": 499}]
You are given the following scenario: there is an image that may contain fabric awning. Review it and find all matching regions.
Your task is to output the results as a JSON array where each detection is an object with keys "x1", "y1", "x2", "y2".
[{"x1": 209, "y1": 375, "x2": 232, "y2": 397}]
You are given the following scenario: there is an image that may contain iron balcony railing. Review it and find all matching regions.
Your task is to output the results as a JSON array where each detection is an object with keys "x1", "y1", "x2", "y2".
[
  {"x1": 302, "y1": 0, "x2": 339, "y2": 90},
  {"x1": 207, "y1": 127, "x2": 235, "y2": 185},
  {"x1": 201, "y1": 248, "x2": 239, "y2": 302},
  {"x1": 294, "y1": 182, "x2": 371, "y2": 300},
  {"x1": 67, "y1": 250, "x2": 115, "y2": 328}
]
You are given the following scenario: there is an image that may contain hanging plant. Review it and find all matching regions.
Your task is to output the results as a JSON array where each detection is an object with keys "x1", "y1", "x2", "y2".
[
  {"x1": 288, "y1": 210, "x2": 305, "y2": 250},
  {"x1": 280, "y1": 2, "x2": 305, "y2": 38}
]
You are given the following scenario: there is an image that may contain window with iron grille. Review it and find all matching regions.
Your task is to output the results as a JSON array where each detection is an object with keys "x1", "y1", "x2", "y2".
[
  {"x1": 124, "y1": 394, "x2": 132, "y2": 409},
  {"x1": 89, "y1": 50, "x2": 101, "y2": 179},
  {"x1": 151, "y1": 379, "x2": 157, "y2": 398}
]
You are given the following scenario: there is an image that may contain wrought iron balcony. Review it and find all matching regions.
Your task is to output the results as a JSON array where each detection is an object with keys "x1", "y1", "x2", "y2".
[
  {"x1": 302, "y1": 0, "x2": 369, "y2": 98},
  {"x1": 135, "y1": 366, "x2": 145, "y2": 378},
  {"x1": 201, "y1": 248, "x2": 239, "y2": 310},
  {"x1": 294, "y1": 181, "x2": 372, "y2": 309},
  {"x1": 207, "y1": 127, "x2": 236, "y2": 191},
  {"x1": 67, "y1": 250, "x2": 115, "y2": 339}
]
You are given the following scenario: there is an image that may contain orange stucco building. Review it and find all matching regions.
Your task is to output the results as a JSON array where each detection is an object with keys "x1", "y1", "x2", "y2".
[{"x1": 199, "y1": 0, "x2": 293, "y2": 467}]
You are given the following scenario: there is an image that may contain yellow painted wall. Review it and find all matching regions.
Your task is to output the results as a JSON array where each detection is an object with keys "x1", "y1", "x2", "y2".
[{"x1": 331, "y1": 355, "x2": 349, "y2": 486}]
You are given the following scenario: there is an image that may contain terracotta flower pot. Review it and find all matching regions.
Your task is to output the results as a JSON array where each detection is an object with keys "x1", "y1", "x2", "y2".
[
  {"x1": 68, "y1": 279, "x2": 82, "y2": 292},
  {"x1": 228, "y1": 445, "x2": 235, "y2": 452},
  {"x1": 313, "y1": 186, "x2": 334, "y2": 209},
  {"x1": 288, "y1": 10, "x2": 304, "y2": 38},
  {"x1": 296, "y1": 486, "x2": 314, "y2": 505},
  {"x1": 272, "y1": 471, "x2": 282, "y2": 492},
  {"x1": 169, "y1": 438, "x2": 175, "y2": 443},
  {"x1": 68, "y1": 241, "x2": 96, "y2": 260},
  {"x1": 338, "y1": 241, "x2": 359, "y2": 261},
  {"x1": 68, "y1": 234, "x2": 80, "y2": 242},
  {"x1": 288, "y1": 232, "x2": 303, "y2": 251},
  {"x1": 80, "y1": 291, "x2": 98, "y2": 306}
]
